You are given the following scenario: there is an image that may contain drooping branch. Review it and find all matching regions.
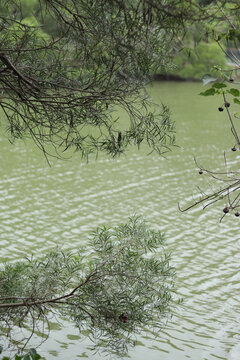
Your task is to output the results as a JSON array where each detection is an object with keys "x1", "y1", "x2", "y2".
[
  {"x1": 179, "y1": 153, "x2": 240, "y2": 221},
  {"x1": 0, "y1": 269, "x2": 99, "y2": 309},
  {"x1": 0, "y1": 53, "x2": 40, "y2": 93},
  {"x1": 0, "y1": 0, "x2": 231, "y2": 161},
  {"x1": 0, "y1": 217, "x2": 175, "y2": 355}
]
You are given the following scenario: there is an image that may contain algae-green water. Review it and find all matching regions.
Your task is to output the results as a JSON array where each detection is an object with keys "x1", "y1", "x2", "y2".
[{"x1": 0, "y1": 82, "x2": 239, "y2": 360}]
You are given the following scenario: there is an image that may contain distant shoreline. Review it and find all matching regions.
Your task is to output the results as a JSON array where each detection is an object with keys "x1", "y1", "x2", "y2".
[{"x1": 153, "y1": 74, "x2": 201, "y2": 82}]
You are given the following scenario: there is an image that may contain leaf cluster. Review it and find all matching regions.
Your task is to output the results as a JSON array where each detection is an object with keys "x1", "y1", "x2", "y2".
[
  {"x1": 0, "y1": 216, "x2": 175, "y2": 356},
  {"x1": 0, "y1": 0, "x2": 228, "y2": 161},
  {"x1": 0, "y1": 0, "x2": 192, "y2": 160},
  {"x1": 182, "y1": 49, "x2": 240, "y2": 220},
  {"x1": 0, "y1": 347, "x2": 41, "y2": 360}
]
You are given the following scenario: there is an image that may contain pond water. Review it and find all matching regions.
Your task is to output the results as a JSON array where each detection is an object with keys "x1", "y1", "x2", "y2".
[{"x1": 0, "y1": 82, "x2": 240, "y2": 360}]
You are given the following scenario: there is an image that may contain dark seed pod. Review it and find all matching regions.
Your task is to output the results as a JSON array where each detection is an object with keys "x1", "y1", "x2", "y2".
[
  {"x1": 231, "y1": 146, "x2": 237, "y2": 151},
  {"x1": 229, "y1": 78, "x2": 234, "y2": 83},
  {"x1": 199, "y1": 170, "x2": 203, "y2": 175},
  {"x1": 224, "y1": 102, "x2": 230, "y2": 108},
  {"x1": 119, "y1": 313, "x2": 128, "y2": 323},
  {"x1": 235, "y1": 212, "x2": 240, "y2": 217},
  {"x1": 218, "y1": 107, "x2": 224, "y2": 112},
  {"x1": 223, "y1": 207, "x2": 229, "y2": 214}
]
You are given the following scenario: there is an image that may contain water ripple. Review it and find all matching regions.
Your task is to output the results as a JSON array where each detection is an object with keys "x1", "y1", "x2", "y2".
[{"x1": 1, "y1": 82, "x2": 240, "y2": 359}]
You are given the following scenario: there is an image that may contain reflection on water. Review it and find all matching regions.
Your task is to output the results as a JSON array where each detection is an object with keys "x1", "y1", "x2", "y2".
[{"x1": 0, "y1": 82, "x2": 240, "y2": 359}]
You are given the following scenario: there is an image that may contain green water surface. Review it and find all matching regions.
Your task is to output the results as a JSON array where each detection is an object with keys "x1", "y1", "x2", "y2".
[{"x1": 0, "y1": 82, "x2": 240, "y2": 360}]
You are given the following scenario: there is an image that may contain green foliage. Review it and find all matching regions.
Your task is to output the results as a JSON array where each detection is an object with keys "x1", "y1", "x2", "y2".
[
  {"x1": 1, "y1": 0, "x2": 197, "y2": 160},
  {"x1": 0, "y1": 348, "x2": 41, "y2": 360},
  {"x1": 183, "y1": 31, "x2": 240, "y2": 219},
  {"x1": 212, "y1": 83, "x2": 227, "y2": 89},
  {"x1": 0, "y1": 216, "x2": 175, "y2": 356},
  {"x1": 200, "y1": 81, "x2": 240, "y2": 106},
  {"x1": 200, "y1": 87, "x2": 216, "y2": 96},
  {"x1": 21, "y1": 17, "x2": 50, "y2": 40},
  {"x1": 217, "y1": 28, "x2": 240, "y2": 42},
  {"x1": 233, "y1": 97, "x2": 240, "y2": 104},
  {"x1": 18, "y1": 0, "x2": 39, "y2": 18},
  {"x1": 168, "y1": 41, "x2": 227, "y2": 80},
  {"x1": 1, "y1": 0, "x2": 228, "y2": 160},
  {"x1": 228, "y1": 88, "x2": 240, "y2": 97}
]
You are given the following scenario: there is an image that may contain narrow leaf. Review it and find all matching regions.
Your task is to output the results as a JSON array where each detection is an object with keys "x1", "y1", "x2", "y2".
[{"x1": 233, "y1": 98, "x2": 240, "y2": 104}]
